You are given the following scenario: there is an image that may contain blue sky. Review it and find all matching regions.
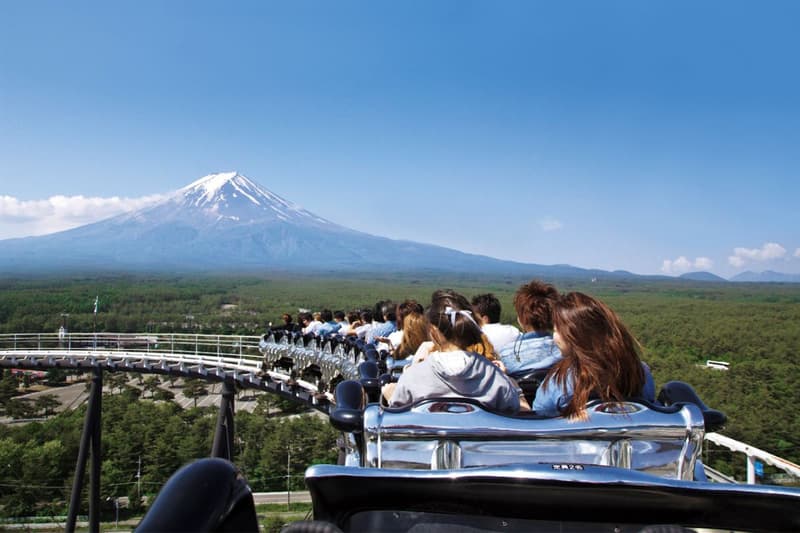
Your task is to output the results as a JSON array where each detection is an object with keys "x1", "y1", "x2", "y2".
[{"x1": 1, "y1": 1, "x2": 798, "y2": 277}]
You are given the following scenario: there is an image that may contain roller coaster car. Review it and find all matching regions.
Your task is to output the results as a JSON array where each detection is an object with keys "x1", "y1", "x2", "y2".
[
  {"x1": 137, "y1": 380, "x2": 800, "y2": 532},
  {"x1": 331, "y1": 378, "x2": 724, "y2": 479}
]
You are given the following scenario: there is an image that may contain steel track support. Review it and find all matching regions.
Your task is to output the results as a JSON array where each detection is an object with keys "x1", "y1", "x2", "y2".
[
  {"x1": 66, "y1": 367, "x2": 103, "y2": 533},
  {"x1": 211, "y1": 380, "x2": 236, "y2": 460}
]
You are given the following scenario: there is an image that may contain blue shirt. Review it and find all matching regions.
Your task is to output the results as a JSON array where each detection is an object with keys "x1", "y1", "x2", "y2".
[
  {"x1": 533, "y1": 362, "x2": 656, "y2": 417},
  {"x1": 316, "y1": 321, "x2": 342, "y2": 336},
  {"x1": 498, "y1": 331, "x2": 562, "y2": 378},
  {"x1": 366, "y1": 320, "x2": 397, "y2": 344}
]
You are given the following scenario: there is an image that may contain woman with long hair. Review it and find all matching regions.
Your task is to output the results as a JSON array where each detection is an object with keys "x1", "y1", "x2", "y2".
[
  {"x1": 396, "y1": 311, "x2": 429, "y2": 358},
  {"x1": 533, "y1": 292, "x2": 655, "y2": 419},
  {"x1": 389, "y1": 289, "x2": 524, "y2": 413}
]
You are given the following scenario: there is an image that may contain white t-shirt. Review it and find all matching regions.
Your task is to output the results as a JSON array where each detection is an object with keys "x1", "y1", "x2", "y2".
[
  {"x1": 482, "y1": 323, "x2": 521, "y2": 352},
  {"x1": 387, "y1": 330, "x2": 404, "y2": 350},
  {"x1": 303, "y1": 320, "x2": 323, "y2": 335},
  {"x1": 354, "y1": 322, "x2": 375, "y2": 339}
]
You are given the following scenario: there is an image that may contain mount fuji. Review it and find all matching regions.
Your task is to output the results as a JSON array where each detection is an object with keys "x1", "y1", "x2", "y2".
[{"x1": 0, "y1": 171, "x2": 612, "y2": 278}]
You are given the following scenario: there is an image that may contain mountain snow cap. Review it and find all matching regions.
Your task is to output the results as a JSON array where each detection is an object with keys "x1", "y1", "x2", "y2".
[{"x1": 177, "y1": 171, "x2": 331, "y2": 225}]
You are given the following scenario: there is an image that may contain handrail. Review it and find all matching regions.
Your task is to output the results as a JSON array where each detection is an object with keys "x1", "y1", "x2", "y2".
[
  {"x1": 0, "y1": 332, "x2": 263, "y2": 362},
  {"x1": 705, "y1": 432, "x2": 800, "y2": 483},
  {"x1": 0, "y1": 332, "x2": 358, "y2": 408}
]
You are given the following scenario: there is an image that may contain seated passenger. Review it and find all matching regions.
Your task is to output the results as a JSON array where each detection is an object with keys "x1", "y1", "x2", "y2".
[
  {"x1": 533, "y1": 292, "x2": 656, "y2": 419},
  {"x1": 380, "y1": 299, "x2": 424, "y2": 352},
  {"x1": 498, "y1": 280, "x2": 562, "y2": 378},
  {"x1": 394, "y1": 309, "x2": 429, "y2": 359},
  {"x1": 301, "y1": 312, "x2": 323, "y2": 336},
  {"x1": 471, "y1": 293, "x2": 521, "y2": 352},
  {"x1": 316, "y1": 309, "x2": 341, "y2": 336},
  {"x1": 338, "y1": 310, "x2": 362, "y2": 337},
  {"x1": 366, "y1": 300, "x2": 397, "y2": 345},
  {"x1": 333, "y1": 310, "x2": 349, "y2": 332},
  {"x1": 353, "y1": 309, "x2": 375, "y2": 340},
  {"x1": 389, "y1": 289, "x2": 524, "y2": 413},
  {"x1": 272, "y1": 313, "x2": 300, "y2": 333}
]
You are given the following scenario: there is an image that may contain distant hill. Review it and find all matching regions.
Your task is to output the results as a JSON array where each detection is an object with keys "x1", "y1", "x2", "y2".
[
  {"x1": 0, "y1": 172, "x2": 631, "y2": 280},
  {"x1": 730, "y1": 270, "x2": 800, "y2": 283},
  {"x1": 679, "y1": 271, "x2": 727, "y2": 282}
]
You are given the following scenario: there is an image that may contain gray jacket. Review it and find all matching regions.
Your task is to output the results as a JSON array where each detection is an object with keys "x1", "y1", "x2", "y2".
[{"x1": 389, "y1": 350, "x2": 521, "y2": 413}]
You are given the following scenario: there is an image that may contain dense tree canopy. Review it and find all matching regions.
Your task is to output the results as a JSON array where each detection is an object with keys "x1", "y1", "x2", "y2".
[{"x1": 0, "y1": 274, "x2": 798, "y2": 516}]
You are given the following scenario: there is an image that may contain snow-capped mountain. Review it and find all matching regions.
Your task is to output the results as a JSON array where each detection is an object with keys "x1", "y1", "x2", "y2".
[
  {"x1": 115, "y1": 171, "x2": 338, "y2": 229},
  {"x1": 171, "y1": 172, "x2": 334, "y2": 227},
  {"x1": 0, "y1": 172, "x2": 519, "y2": 274},
  {"x1": 0, "y1": 171, "x2": 625, "y2": 278}
]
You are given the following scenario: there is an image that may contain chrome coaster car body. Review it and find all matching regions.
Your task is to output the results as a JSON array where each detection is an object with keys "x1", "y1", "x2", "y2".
[
  {"x1": 332, "y1": 377, "x2": 722, "y2": 481},
  {"x1": 339, "y1": 397, "x2": 704, "y2": 479}
]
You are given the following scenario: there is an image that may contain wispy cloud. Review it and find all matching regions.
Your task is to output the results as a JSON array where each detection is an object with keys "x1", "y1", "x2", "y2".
[
  {"x1": 795, "y1": 248, "x2": 800, "y2": 258},
  {"x1": 661, "y1": 256, "x2": 713, "y2": 275},
  {"x1": 694, "y1": 256, "x2": 713, "y2": 270},
  {"x1": 728, "y1": 242, "x2": 786, "y2": 268},
  {"x1": 0, "y1": 194, "x2": 165, "y2": 239},
  {"x1": 539, "y1": 217, "x2": 563, "y2": 232}
]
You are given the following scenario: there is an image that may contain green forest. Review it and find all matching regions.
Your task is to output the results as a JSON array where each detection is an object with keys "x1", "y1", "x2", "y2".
[{"x1": 0, "y1": 273, "x2": 799, "y2": 519}]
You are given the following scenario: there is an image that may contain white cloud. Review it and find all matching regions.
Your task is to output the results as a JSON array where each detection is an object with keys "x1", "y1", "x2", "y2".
[
  {"x1": 795, "y1": 248, "x2": 800, "y2": 258},
  {"x1": 694, "y1": 257, "x2": 713, "y2": 270},
  {"x1": 539, "y1": 217, "x2": 563, "y2": 232},
  {"x1": 661, "y1": 256, "x2": 713, "y2": 275},
  {"x1": 0, "y1": 193, "x2": 165, "y2": 239},
  {"x1": 729, "y1": 255, "x2": 745, "y2": 268},
  {"x1": 728, "y1": 242, "x2": 787, "y2": 267}
]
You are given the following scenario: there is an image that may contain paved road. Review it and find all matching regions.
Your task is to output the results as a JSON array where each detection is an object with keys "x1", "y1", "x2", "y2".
[
  {"x1": 252, "y1": 491, "x2": 312, "y2": 504},
  {"x1": 0, "y1": 493, "x2": 312, "y2": 530}
]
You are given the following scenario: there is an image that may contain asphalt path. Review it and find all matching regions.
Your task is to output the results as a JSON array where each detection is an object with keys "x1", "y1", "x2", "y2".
[
  {"x1": 0, "y1": 493, "x2": 312, "y2": 530},
  {"x1": 253, "y1": 491, "x2": 312, "y2": 504}
]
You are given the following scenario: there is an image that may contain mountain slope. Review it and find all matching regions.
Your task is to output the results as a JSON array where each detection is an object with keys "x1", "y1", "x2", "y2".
[
  {"x1": 730, "y1": 270, "x2": 800, "y2": 283},
  {"x1": 679, "y1": 271, "x2": 727, "y2": 282},
  {"x1": 0, "y1": 172, "x2": 603, "y2": 277}
]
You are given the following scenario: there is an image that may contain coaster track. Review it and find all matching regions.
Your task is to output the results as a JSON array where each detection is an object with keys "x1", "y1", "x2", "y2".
[{"x1": 0, "y1": 331, "x2": 363, "y2": 413}]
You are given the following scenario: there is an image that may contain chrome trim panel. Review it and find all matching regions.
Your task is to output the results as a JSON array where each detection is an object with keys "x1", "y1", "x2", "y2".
[
  {"x1": 306, "y1": 462, "x2": 800, "y2": 498},
  {"x1": 357, "y1": 400, "x2": 704, "y2": 480}
]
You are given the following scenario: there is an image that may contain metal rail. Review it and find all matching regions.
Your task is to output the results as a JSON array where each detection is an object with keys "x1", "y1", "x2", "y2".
[
  {"x1": 0, "y1": 332, "x2": 359, "y2": 407},
  {"x1": 706, "y1": 432, "x2": 800, "y2": 484}
]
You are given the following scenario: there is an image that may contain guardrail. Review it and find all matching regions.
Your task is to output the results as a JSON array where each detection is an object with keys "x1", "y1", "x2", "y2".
[
  {"x1": 0, "y1": 332, "x2": 263, "y2": 361},
  {"x1": 706, "y1": 432, "x2": 800, "y2": 484},
  {"x1": 0, "y1": 332, "x2": 360, "y2": 399}
]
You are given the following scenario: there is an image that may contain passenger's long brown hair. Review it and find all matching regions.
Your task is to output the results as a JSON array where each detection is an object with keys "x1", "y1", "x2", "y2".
[
  {"x1": 546, "y1": 292, "x2": 645, "y2": 419},
  {"x1": 397, "y1": 312, "x2": 429, "y2": 357}
]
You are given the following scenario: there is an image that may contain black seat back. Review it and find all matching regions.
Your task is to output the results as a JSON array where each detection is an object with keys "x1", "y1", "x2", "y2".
[{"x1": 135, "y1": 458, "x2": 258, "y2": 532}]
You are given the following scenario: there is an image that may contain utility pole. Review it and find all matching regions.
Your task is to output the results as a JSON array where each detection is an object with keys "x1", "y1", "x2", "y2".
[
  {"x1": 286, "y1": 446, "x2": 291, "y2": 510},
  {"x1": 93, "y1": 296, "x2": 98, "y2": 349},
  {"x1": 137, "y1": 455, "x2": 142, "y2": 502}
]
